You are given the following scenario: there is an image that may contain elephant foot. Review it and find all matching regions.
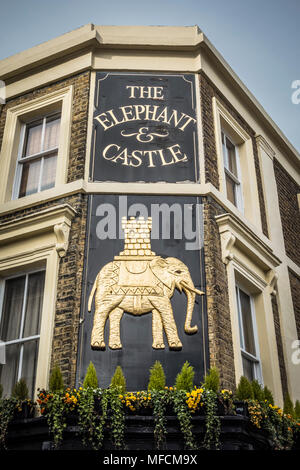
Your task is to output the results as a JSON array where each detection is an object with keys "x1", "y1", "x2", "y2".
[
  {"x1": 91, "y1": 340, "x2": 106, "y2": 350},
  {"x1": 109, "y1": 343, "x2": 122, "y2": 350},
  {"x1": 169, "y1": 340, "x2": 182, "y2": 351},
  {"x1": 152, "y1": 342, "x2": 165, "y2": 350}
]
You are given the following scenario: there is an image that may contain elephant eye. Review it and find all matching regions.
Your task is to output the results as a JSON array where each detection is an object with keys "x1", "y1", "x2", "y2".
[{"x1": 175, "y1": 269, "x2": 182, "y2": 274}]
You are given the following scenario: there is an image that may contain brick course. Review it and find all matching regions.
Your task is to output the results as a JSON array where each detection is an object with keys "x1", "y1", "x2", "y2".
[
  {"x1": 199, "y1": 72, "x2": 269, "y2": 238},
  {"x1": 274, "y1": 158, "x2": 300, "y2": 266},
  {"x1": 288, "y1": 268, "x2": 300, "y2": 340},
  {"x1": 271, "y1": 294, "x2": 289, "y2": 399},
  {"x1": 203, "y1": 196, "x2": 236, "y2": 390}
]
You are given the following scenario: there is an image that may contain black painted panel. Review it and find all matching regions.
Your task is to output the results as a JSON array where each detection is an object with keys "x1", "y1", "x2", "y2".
[
  {"x1": 90, "y1": 73, "x2": 199, "y2": 182},
  {"x1": 77, "y1": 195, "x2": 209, "y2": 390}
]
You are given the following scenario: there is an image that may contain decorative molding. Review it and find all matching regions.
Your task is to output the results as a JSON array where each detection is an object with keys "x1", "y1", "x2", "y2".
[
  {"x1": 256, "y1": 135, "x2": 276, "y2": 160},
  {"x1": 216, "y1": 212, "x2": 281, "y2": 271},
  {"x1": 0, "y1": 204, "x2": 76, "y2": 258},
  {"x1": 266, "y1": 269, "x2": 278, "y2": 296}
]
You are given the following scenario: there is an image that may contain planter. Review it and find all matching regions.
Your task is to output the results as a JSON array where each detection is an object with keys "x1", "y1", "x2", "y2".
[
  {"x1": 234, "y1": 401, "x2": 248, "y2": 416},
  {"x1": 13, "y1": 401, "x2": 36, "y2": 421}
]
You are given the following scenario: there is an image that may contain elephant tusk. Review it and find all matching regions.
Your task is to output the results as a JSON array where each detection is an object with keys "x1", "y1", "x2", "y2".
[{"x1": 181, "y1": 281, "x2": 204, "y2": 296}]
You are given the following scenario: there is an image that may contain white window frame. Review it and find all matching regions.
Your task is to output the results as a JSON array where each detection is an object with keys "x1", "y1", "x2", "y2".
[
  {"x1": 0, "y1": 268, "x2": 45, "y2": 394},
  {"x1": 221, "y1": 130, "x2": 243, "y2": 211},
  {"x1": 0, "y1": 86, "x2": 73, "y2": 204},
  {"x1": 12, "y1": 113, "x2": 61, "y2": 200},
  {"x1": 235, "y1": 283, "x2": 263, "y2": 384}
]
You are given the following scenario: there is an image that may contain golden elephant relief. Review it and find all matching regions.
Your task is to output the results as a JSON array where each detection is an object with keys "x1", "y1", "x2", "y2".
[{"x1": 88, "y1": 217, "x2": 204, "y2": 351}]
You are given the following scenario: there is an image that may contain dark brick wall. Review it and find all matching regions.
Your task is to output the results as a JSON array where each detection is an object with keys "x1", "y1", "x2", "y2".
[
  {"x1": 0, "y1": 71, "x2": 91, "y2": 387},
  {"x1": 271, "y1": 295, "x2": 289, "y2": 400},
  {"x1": 198, "y1": 72, "x2": 269, "y2": 238},
  {"x1": 203, "y1": 196, "x2": 236, "y2": 390},
  {"x1": 274, "y1": 159, "x2": 300, "y2": 266},
  {"x1": 288, "y1": 268, "x2": 300, "y2": 340},
  {"x1": 0, "y1": 71, "x2": 90, "y2": 183}
]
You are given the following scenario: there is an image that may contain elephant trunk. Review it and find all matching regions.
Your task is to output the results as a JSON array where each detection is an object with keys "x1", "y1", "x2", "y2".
[{"x1": 182, "y1": 283, "x2": 198, "y2": 335}]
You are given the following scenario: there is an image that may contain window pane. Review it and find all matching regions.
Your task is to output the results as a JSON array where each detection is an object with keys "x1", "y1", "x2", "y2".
[
  {"x1": 242, "y1": 355, "x2": 255, "y2": 382},
  {"x1": 0, "y1": 276, "x2": 25, "y2": 341},
  {"x1": 23, "y1": 271, "x2": 45, "y2": 338},
  {"x1": 225, "y1": 137, "x2": 238, "y2": 176},
  {"x1": 225, "y1": 174, "x2": 236, "y2": 206},
  {"x1": 21, "y1": 340, "x2": 39, "y2": 399},
  {"x1": 239, "y1": 289, "x2": 256, "y2": 356},
  {"x1": 40, "y1": 154, "x2": 57, "y2": 191},
  {"x1": 43, "y1": 115, "x2": 60, "y2": 151},
  {"x1": 23, "y1": 120, "x2": 43, "y2": 157},
  {"x1": 19, "y1": 159, "x2": 41, "y2": 197},
  {"x1": 0, "y1": 343, "x2": 20, "y2": 397}
]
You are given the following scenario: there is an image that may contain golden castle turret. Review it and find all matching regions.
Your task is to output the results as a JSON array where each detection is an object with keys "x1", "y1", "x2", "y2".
[{"x1": 114, "y1": 216, "x2": 156, "y2": 260}]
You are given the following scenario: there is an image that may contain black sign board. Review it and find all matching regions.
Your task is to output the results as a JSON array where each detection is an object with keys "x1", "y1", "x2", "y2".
[
  {"x1": 77, "y1": 195, "x2": 208, "y2": 390},
  {"x1": 90, "y1": 73, "x2": 199, "y2": 182}
]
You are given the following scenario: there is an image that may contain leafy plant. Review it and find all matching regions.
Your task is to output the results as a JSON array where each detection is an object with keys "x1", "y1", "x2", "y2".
[
  {"x1": 110, "y1": 366, "x2": 126, "y2": 394},
  {"x1": 49, "y1": 364, "x2": 64, "y2": 392},
  {"x1": 43, "y1": 391, "x2": 67, "y2": 448},
  {"x1": 283, "y1": 392, "x2": 294, "y2": 417},
  {"x1": 148, "y1": 361, "x2": 166, "y2": 391},
  {"x1": 235, "y1": 376, "x2": 254, "y2": 401},
  {"x1": 110, "y1": 387, "x2": 126, "y2": 449},
  {"x1": 12, "y1": 378, "x2": 29, "y2": 401},
  {"x1": 172, "y1": 390, "x2": 197, "y2": 450},
  {"x1": 202, "y1": 391, "x2": 221, "y2": 450},
  {"x1": 294, "y1": 400, "x2": 300, "y2": 421},
  {"x1": 78, "y1": 387, "x2": 109, "y2": 450},
  {"x1": 263, "y1": 386, "x2": 274, "y2": 405},
  {"x1": 251, "y1": 380, "x2": 264, "y2": 402},
  {"x1": 0, "y1": 398, "x2": 16, "y2": 449},
  {"x1": 83, "y1": 361, "x2": 98, "y2": 389},
  {"x1": 203, "y1": 367, "x2": 220, "y2": 393},
  {"x1": 151, "y1": 390, "x2": 167, "y2": 449},
  {"x1": 174, "y1": 361, "x2": 194, "y2": 392}
]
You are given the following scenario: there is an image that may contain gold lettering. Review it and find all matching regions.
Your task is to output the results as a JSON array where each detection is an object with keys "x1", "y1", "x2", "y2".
[
  {"x1": 133, "y1": 105, "x2": 146, "y2": 121},
  {"x1": 114, "y1": 147, "x2": 130, "y2": 166},
  {"x1": 119, "y1": 105, "x2": 135, "y2": 122},
  {"x1": 144, "y1": 105, "x2": 159, "y2": 121},
  {"x1": 130, "y1": 150, "x2": 143, "y2": 167},
  {"x1": 153, "y1": 86, "x2": 164, "y2": 100},
  {"x1": 167, "y1": 144, "x2": 188, "y2": 163},
  {"x1": 144, "y1": 150, "x2": 157, "y2": 168},
  {"x1": 107, "y1": 109, "x2": 124, "y2": 126},
  {"x1": 94, "y1": 112, "x2": 114, "y2": 130},
  {"x1": 157, "y1": 148, "x2": 175, "y2": 166},
  {"x1": 103, "y1": 143, "x2": 120, "y2": 160},
  {"x1": 126, "y1": 86, "x2": 140, "y2": 98},
  {"x1": 155, "y1": 106, "x2": 169, "y2": 124},
  {"x1": 178, "y1": 115, "x2": 197, "y2": 131},
  {"x1": 167, "y1": 109, "x2": 186, "y2": 128}
]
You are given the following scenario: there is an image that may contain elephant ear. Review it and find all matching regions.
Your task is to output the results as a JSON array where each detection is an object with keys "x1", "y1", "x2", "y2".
[{"x1": 150, "y1": 257, "x2": 173, "y2": 289}]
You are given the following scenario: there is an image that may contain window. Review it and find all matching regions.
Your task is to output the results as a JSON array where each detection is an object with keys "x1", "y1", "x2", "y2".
[
  {"x1": 0, "y1": 270, "x2": 45, "y2": 398},
  {"x1": 13, "y1": 113, "x2": 61, "y2": 199},
  {"x1": 221, "y1": 130, "x2": 242, "y2": 210},
  {"x1": 235, "y1": 285, "x2": 262, "y2": 383}
]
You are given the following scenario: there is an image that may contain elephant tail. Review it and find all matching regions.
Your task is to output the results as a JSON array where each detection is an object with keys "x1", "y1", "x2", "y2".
[{"x1": 88, "y1": 275, "x2": 98, "y2": 312}]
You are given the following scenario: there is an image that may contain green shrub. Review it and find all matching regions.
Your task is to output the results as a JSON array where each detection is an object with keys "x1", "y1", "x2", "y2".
[
  {"x1": 203, "y1": 367, "x2": 220, "y2": 393},
  {"x1": 283, "y1": 392, "x2": 294, "y2": 417},
  {"x1": 110, "y1": 366, "x2": 126, "y2": 394},
  {"x1": 235, "y1": 376, "x2": 254, "y2": 401},
  {"x1": 251, "y1": 380, "x2": 264, "y2": 401},
  {"x1": 49, "y1": 364, "x2": 65, "y2": 392},
  {"x1": 294, "y1": 400, "x2": 300, "y2": 420},
  {"x1": 83, "y1": 361, "x2": 98, "y2": 389},
  {"x1": 148, "y1": 361, "x2": 166, "y2": 391},
  {"x1": 174, "y1": 361, "x2": 194, "y2": 392},
  {"x1": 263, "y1": 386, "x2": 274, "y2": 405},
  {"x1": 12, "y1": 378, "x2": 29, "y2": 401}
]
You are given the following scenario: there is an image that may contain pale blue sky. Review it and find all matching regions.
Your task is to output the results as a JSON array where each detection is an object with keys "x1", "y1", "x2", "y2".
[{"x1": 0, "y1": 0, "x2": 299, "y2": 152}]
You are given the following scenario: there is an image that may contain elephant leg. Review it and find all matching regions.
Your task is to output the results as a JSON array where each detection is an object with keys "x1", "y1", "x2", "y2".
[
  {"x1": 152, "y1": 309, "x2": 165, "y2": 349},
  {"x1": 109, "y1": 307, "x2": 124, "y2": 350},
  {"x1": 150, "y1": 297, "x2": 182, "y2": 350},
  {"x1": 91, "y1": 295, "x2": 124, "y2": 350}
]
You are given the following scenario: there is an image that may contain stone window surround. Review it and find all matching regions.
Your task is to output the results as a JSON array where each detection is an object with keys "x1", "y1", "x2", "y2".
[
  {"x1": 213, "y1": 97, "x2": 262, "y2": 232},
  {"x1": 0, "y1": 86, "x2": 73, "y2": 204},
  {"x1": 0, "y1": 204, "x2": 76, "y2": 396},
  {"x1": 216, "y1": 212, "x2": 284, "y2": 405}
]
